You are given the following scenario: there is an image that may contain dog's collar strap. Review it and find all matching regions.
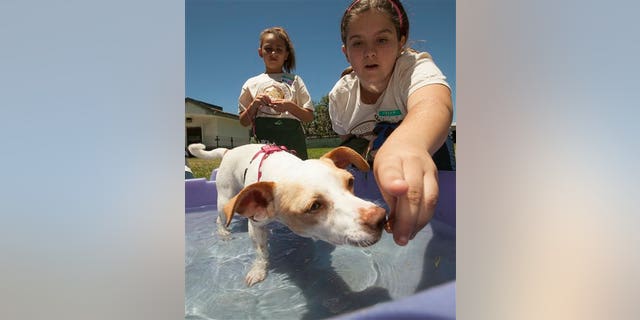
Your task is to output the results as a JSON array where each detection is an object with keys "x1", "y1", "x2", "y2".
[{"x1": 250, "y1": 144, "x2": 291, "y2": 181}]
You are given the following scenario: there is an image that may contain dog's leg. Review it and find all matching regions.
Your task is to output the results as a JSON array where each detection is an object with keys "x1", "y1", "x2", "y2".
[
  {"x1": 216, "y1": 196, "x2": 232, "y2": 238},
  {"x1": 216, "y1": 215, "x2": 231, "y2": 238},
  {"x1": 246, "y1": 221, "x2": 269, "y2": 286}
]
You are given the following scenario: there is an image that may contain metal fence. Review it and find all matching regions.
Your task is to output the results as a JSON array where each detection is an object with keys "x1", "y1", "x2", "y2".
[{"x1": 207, "y1": 135, "x2": 251, "y2": 148}]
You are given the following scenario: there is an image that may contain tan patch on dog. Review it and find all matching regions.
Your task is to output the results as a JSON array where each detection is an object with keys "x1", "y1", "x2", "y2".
[
  {"x1": 224, "y1": 181, "x2": 275, "y2": 227},
  {"x1": 274, "y1": 183, "x2": 333, "y2": 235},
  {"x1": 320, "y1": 146, "x2": 370, "y2": 171},
  {"x1": 358, "y1": 205, "x2": 386, "y2": 232}
]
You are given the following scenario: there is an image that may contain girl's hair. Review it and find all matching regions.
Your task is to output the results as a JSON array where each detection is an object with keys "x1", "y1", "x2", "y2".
[
  {"x1": 259, "y1": 26, "x2": 296, "y2": 73},
  {"x1": 340, "y1": 0, "x2": 409, "y2": 46},
  {"x1": 339, "y1": 0, "x2": 409, "y2": 77}
]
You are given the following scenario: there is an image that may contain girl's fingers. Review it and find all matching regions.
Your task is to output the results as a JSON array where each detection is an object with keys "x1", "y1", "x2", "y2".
[
  {"x1": 375, "y1": 150, "x2": 440, "y2": 245},
  {"x1": 375, "y1": 158, "x2": 403, "y2": 234},
  {"x1": 375, "y1": 158, "x2": 409, "y2": 197},
  {"x1": 391, "y1": 159, "x2": 424, "y2": 245},
  {"x1": 415, "y1": 172, "x2": 439, "y2": 235},
  {"x1": 374, "y1": 157, "x2": 413, "y2": 245}
]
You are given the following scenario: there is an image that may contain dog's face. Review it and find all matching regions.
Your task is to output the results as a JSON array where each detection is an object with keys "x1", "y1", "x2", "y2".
[{"x1": 222, "y1": 147, "x2": 387, "y2": 247}]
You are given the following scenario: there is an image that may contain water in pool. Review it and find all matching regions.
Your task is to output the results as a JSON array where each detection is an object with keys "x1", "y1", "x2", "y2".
[{"x1": 185, "y1": 209, "x2": 455, "y2": 320}]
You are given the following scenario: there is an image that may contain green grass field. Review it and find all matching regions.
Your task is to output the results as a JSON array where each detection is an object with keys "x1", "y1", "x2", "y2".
[{"x1": 187, "y1": 147, "x2": 334, "y2": 179}]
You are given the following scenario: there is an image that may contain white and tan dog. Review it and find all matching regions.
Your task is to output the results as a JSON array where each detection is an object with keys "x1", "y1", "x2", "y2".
[{"x1": 188, "y1": 143, "x2": 386, "y2": 286}]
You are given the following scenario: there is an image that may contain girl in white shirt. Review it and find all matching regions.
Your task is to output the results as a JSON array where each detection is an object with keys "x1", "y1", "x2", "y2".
[
  {"x1": 329, "y1": 0, "x2": 454, "y2": 246},
  {"x1": 238, "y1": 27, "x2": 314, "y2": 159}
]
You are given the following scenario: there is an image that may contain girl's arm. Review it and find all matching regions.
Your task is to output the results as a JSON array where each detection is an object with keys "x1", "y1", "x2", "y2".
[
  {"x1": 238, "y1": 103, "x2": 257, "y2": 127},
  {"x1": 239, "y1": 93, "x2": 273, "y2": 127},
  {"x1": 238, "y1": 88, "x2": 256, "y2": 127},
  {"x1": 373, "y1": 83, "x2": 453, "y2": 245}
]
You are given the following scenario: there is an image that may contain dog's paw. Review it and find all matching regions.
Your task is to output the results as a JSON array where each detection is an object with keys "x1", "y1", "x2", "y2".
[
  {"x1": 245, "y1": 266, "x2": 267, "y2": 287},
  {"x1": 217, "y1": 225, "x2": 231, "y2": 238}
]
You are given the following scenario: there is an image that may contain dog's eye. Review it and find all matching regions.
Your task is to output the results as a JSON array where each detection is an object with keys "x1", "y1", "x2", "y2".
[
  {"x1": 347, "y1": 177, "x2": 354, "y2": 190},
  {"x1": 307, "y1": 200, "x2": 323, "y2": 213}
]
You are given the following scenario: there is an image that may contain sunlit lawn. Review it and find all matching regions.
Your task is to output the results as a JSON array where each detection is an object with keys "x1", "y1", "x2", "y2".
[
  {"x1": 187, "y1": 158, "x2": 223, "y2": 179},
  {"x1": 187, "y1": 147, "x2": 333, "y2": 179}
]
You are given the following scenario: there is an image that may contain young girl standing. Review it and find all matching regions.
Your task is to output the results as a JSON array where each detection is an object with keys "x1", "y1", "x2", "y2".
[
  {"x1": 238, "y1": 26, "x2": 314, "y2": 159},
  {"x1": 329, "y1": 0, "x2": 455, "y2": 245}
]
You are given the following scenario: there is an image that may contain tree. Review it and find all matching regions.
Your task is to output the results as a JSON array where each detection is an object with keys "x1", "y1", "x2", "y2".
[{"x1": 303, "y1": 94, "x2": 336, "y2": 137}]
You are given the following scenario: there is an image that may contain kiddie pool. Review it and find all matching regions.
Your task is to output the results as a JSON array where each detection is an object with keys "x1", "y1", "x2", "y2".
[{"x1": 185, "y1": 168, "x2": 456, "y2": 320}]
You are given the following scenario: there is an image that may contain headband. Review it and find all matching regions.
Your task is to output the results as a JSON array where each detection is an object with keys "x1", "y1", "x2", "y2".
[{"x1": 346, "y1": 0, "x2": 404, "y2": 29}]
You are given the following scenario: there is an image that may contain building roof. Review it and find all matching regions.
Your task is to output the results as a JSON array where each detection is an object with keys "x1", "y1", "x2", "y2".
[{"x1": 185, "y1": 97, "x2": 239, "y2": 120}]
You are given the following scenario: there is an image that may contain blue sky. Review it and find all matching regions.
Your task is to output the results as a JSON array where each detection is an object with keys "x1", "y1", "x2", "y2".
[{"x1": 186, "y1": 0, "x2": 455, "y2": 121}]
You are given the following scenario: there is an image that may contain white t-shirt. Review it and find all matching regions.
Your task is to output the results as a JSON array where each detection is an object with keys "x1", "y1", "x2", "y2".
[
  {"x1": 328, "y1": 50, "x2": 450, "y2": 139},
  {"x1": 239, "y1": 73, "x2": 314, "y2": 120}
]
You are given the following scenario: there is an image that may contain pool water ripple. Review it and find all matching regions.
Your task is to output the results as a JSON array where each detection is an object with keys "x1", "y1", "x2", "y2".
[{"x1": 186, "y1": 209, "x2": 455, "y2": 319}]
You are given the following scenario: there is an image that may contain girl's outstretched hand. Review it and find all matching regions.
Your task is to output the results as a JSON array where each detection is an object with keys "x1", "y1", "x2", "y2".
[{"x1": 373, "y1": 142, "x2": 439, "y2": 246}]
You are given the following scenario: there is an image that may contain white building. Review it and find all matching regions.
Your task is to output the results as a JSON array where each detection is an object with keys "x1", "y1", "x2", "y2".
[{"x1": 185, "y1": 97, "x2": 250, "y2": 149}]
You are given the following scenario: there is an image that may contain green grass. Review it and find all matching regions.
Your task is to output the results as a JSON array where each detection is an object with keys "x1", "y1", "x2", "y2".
[
  {"x1": 307, "y1": 147, "x2": 333, "y2": 159},
  {"x1": 187, "y1": 147, "x2": 334, "y2": 179},
  {"x1": 188, "y1": 158, "x2": 222, "y2": 179}
]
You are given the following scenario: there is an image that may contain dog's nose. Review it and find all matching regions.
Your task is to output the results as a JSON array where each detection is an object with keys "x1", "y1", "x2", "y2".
[{"x1": 360, "y1": 206, "x2": 386, "y2": 231}]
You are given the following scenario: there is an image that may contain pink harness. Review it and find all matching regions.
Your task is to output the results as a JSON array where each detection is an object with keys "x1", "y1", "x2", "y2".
[{"x1": 250, "y1": 144, "x2": 293, "y2": 181}]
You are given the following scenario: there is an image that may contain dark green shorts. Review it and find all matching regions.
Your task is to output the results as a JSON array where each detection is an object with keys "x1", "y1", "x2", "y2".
[
  {"x1": 339, "y1": 135, "x2": 370, "y2": 157},
  {"x1": 254, "y1": 117, "x2": 308, "y2": 160}
]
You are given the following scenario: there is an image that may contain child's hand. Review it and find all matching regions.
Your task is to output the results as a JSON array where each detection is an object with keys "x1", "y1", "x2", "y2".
[
  {"x1": 268, "y1": 99, "x2": 293, "y2": 113},
  {"x1": 373, "y1": 142, "x2": 439, "y2": 246},
  {"x1": 254, "y1": 93, "x2": 273, "y2": 108}
]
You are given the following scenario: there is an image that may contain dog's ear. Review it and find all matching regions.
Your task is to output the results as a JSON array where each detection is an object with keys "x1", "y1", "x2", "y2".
[
  {"x1": 222, "y1": 181, "x2": 276, "y2": 227},
  {"x1": 321, "y1": 146, "x2": 370, "y2": 171}
]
